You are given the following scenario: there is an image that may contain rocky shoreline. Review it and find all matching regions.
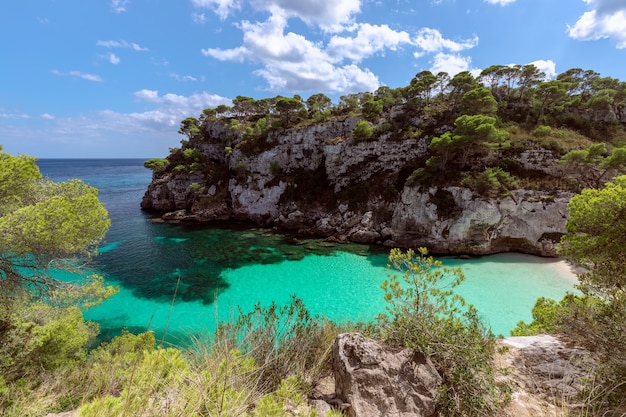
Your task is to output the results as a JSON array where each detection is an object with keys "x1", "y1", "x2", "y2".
[{"x1": 142, "y1": 117, "x2": 574, "y2": 257}]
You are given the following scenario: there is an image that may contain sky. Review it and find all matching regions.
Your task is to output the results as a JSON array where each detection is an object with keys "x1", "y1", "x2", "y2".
[{"x1": 1, "y1": 0, "x2": 626, "y2": 159}]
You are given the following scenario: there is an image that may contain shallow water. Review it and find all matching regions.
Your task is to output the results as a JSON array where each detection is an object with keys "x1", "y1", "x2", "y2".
[{"x1": 37, "y1": 159, "x2": 579, "y2": 343}]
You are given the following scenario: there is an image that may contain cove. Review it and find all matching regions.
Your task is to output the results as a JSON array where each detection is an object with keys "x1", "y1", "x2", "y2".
[
  {"x1": 36, "y1": 159, "x2": 579, "y2": 345},
  {"x1": 84, "y1": 226, "x2": 579, "y2": 344}
]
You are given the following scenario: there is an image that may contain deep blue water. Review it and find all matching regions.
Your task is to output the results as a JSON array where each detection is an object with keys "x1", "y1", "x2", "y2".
[{"x1": 37, "y1": 159, "x2": 578, "y2": 341}]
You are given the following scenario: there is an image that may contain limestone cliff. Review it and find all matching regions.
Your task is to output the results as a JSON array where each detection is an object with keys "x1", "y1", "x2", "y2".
[{"x1": 141, "y1": 115, "x2": 578, "y2": 256}]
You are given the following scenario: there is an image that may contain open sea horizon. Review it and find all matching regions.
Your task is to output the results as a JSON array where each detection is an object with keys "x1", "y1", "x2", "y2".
[{"x1": 37, "y1": 158, "x2": 579, "y2": 343}]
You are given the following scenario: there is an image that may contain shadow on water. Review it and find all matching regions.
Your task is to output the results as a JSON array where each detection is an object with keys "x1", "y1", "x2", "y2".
[{"x1": 95, "y1": 220, "x2": 393, "y2": 305}]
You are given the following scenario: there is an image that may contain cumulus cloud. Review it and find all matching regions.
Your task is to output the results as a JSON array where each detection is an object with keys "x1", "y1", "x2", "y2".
[
  {"x1": 96, "y1": 40, "x2": 149, "y2": 51},
  {"x1": 51, "y1": 70, "x2": 103, "y2": 82},
  {"x1": 412, "y1": 28, "x2": 478, "y2": 58},
  {"x1": 327, "y1": 24, "x2": 411, "y2": 62},
  {"x1": 40, "y1": 113, "x2": 55, "y2": 120},
  {"x1": 108, "y1": 53, "x2": 121, "y2": 64},
  {"x1": 568, "y1": 0, "x2": 626, "y2": 48},
  {"x1": 429, "y1": 53, "x2": 473, "y2": 76},
  {"x1": 202, "y1": 9, "x2": 480, "y2": 94},
  {"x1": 202, "y1": 14, "x2": 383, "y2": 93},
  {"x1": 528, "y1": 59, "x2": 557, "y2": 79}
]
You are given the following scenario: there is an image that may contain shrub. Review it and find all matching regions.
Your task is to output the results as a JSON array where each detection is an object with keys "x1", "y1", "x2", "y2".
[
  {"x1": 373, "y1": 248, "x2": 507, "y2": 417},
  {"x1": 533, "y1": 125, "x2": 552, "y2": 137},
  {"x1": 143, "y1": 158, "x2": 169, "y2": 172},
  {"x1": 270, "y1": 160, "x2": 283, "y2": 176},
  {"x1": 352, "y1": 120, "x2": 374, "y2": 141}
]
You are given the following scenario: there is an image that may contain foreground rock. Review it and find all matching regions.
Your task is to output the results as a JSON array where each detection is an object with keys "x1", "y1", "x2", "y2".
[
  {"x1": 496, "y1": 335, "x2": 595, "y2": 416},
  {"x1": 331, "y1": 332, "x2": 441, "y2": 417}
]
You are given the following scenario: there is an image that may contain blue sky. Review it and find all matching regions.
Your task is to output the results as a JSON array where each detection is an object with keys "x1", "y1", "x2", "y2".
[{"x1": 1, "y1": 0, "x2": 625, "y2": 158}]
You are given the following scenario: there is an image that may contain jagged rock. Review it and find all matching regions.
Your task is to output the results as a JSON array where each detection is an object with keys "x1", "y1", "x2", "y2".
[
  {"x1": 497, "y1": 335, "x2": 595, "y2": 411},
  {"x1": 390, "y1": 187, "x2": 572, "y2": 256},
  {"x1": 332, "y1": 333, "x2": 441, "y2": 417},
  {"x1": 141, "y1": 117, "x2": 584, "y2": 256}
]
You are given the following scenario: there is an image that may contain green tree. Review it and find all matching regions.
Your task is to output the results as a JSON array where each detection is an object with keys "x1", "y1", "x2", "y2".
[
  {"x1": 361, "y1": 99, "x2": 383, "y2": 121},
  {"x1": 560, "y1": 175, "x2": 626, "y2": 297},
  {"x1": 275, "y1": 96, "x2": 306, "y2": 126},
  {"x1": 458, "y1": 87, "x2": 498, "y2": 115},
  {"x1": 447, "y1": 114, "x2": 508, "y2": 166},
  {"x1": 0, "y1": 147, "x2": 111, "y2": 297},
  {"x1": 305, "y1": 93, "x2": 332, "y2": 116},
  {"x1": 178, "y1": 117, "x2": 202, "y2": 140}
]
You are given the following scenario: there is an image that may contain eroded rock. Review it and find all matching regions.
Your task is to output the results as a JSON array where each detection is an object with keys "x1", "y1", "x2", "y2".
[{"x1": 332, "y1": 332, "x2": 441, "y2": 417}]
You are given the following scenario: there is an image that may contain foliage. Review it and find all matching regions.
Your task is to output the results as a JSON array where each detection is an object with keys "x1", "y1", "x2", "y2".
[
  {"x1": 270, "y1": 160, "x2": 283, "y2": 176},
  {"x1": 0, "y1": 148, "x2": 112, "y2": 299},
  {"x1": 463, "y1": 167, "x2": 518, "y2": 197},
  {"x1": 0, "y1": 297, "x2": 99, "y2": 383},
  {"x1": 143, "y1": 158, "x2": 169, "y2": 172},
  {"x1": 527, "y1": 175, "x2": 626, "y2": 412},
  {"x1": 212, "y1": 296, "x2": 339, "y2": 390},
  {"x1": 352, "y1": 120, "x2": 375, "y2": 141},
  {"x1": 373, "y1": 248, "x2": 506, "y2": 417},
  {"x1": 559, "y1": 175, "x2": 626, "y2": 297},
  {"x1": 532, "y1": 125, "x2": 552, "y2": 137}
]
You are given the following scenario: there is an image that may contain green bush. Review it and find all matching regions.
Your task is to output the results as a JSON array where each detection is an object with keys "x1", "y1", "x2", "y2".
[
  {"x1": 533, "y1": 125, "x2": 552, "y2": 137},
  {"x1": 143, "y1": 158, "x2": 169, "y2": 172},
  {"x1": 352, "y1": 120, "x2": 374, "y2": 141},
  {"x1": 373, "y1": 248, "x2": 507, "y2": 417}
]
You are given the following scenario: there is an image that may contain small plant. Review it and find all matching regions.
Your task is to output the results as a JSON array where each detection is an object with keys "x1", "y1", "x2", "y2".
[
  {"x1": 143, "y1": 158, "x2": 169, "y2": 172},
  {"x1": 270, "y1": 160, "x2": 283, "y2": 176},
  {"x1": 352, "y1": 120, "x2": 374, "y2": 141},
  {"x1": 533, "y1": 125, "x2": 552, "y2": 137}
]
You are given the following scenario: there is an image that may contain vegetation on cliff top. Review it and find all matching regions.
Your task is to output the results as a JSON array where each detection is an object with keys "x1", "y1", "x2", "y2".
[{"x1": 147, "y1": 65, "x2": 626, "y2": 213}]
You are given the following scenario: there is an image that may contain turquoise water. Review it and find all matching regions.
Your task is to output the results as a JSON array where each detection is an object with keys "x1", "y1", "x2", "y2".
[{"x1": 37, "y1": 159, "x2": 579, "y2": 342}]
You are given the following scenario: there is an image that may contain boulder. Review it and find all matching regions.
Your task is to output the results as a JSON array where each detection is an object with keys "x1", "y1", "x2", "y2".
[{"x1": 332, "y1": 333, "x2": 441, "y2": 417}]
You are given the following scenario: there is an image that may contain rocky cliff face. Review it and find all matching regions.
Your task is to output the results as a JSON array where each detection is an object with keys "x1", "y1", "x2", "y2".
[{"x1": 142, "y1": 118, "x2": 574, "y2": 256}]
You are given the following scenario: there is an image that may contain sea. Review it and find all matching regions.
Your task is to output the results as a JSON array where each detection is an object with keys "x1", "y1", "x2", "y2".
[{"x1": 37, "y1": 158, "x2": 579, "y2": 344}]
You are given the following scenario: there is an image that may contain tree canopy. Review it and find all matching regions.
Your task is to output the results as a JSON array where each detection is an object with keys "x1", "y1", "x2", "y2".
[
  {"x1": 0, "y1": 147, "x2": 111, "y2": 298},
  {"x1": 559, "y1": 175, "x2": 626, "y2": 298}
]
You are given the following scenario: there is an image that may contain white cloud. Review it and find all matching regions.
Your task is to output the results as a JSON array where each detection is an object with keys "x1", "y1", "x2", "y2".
[
  {"x1": 170, "y1": 73, "x2": 199, "y2": 82},
  {"x1": 192, "y1": 12, "x2": 207, "y2": 24},
  {"x1": 51, "y1": 70, "x2": 103, "y2": 82},
  {"x1": 191, "y1": 0, "x2": 241, "y2": 20},
  {"x1": 249, "y1": 0, "x2": 360, "y2": 32},
  {"x1": 96, "y1": 40, "x2": 149, "y2": 51},
  {"x1": 199, "y1": 2, "x2": 477, "y2": 93},
  {"x1": 0, "y1": 112, "x2": 29, "y2": 119},
  {"x1": 327, "y1": 24, "x2": 411, "y2": 63},
  {"x1": 412, "y1": 28, "x2": 478, "y2": 58},
  {"x1": 484, "y1": 0, "x2": 517, "y2": 5},
  {"x1": 429, "y1": 53, "x2": 473, "y2": 76},
  {"x1": 202, "y1": 14, "x2": 381, "y2": 93},
  {"x1": 528, "y1": 59, "x2": 557, "y2": 79},
  {"x1": 108, "y1": 53, "x2": 121, "y2": 65},
  {"x1": 111, "y1": 0, "x2": 129, "y2": 13},
  {"x1": 568, "y1": 0, "x2": 626, "y2": 48},
  {"x1": 40, "y1": 113, "x2": 55, "y2": 120}
]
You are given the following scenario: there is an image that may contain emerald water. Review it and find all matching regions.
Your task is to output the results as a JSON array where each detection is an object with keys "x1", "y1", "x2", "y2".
[{"x1": 37, "y1": 159, "x2": 579, "y2": 343}]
